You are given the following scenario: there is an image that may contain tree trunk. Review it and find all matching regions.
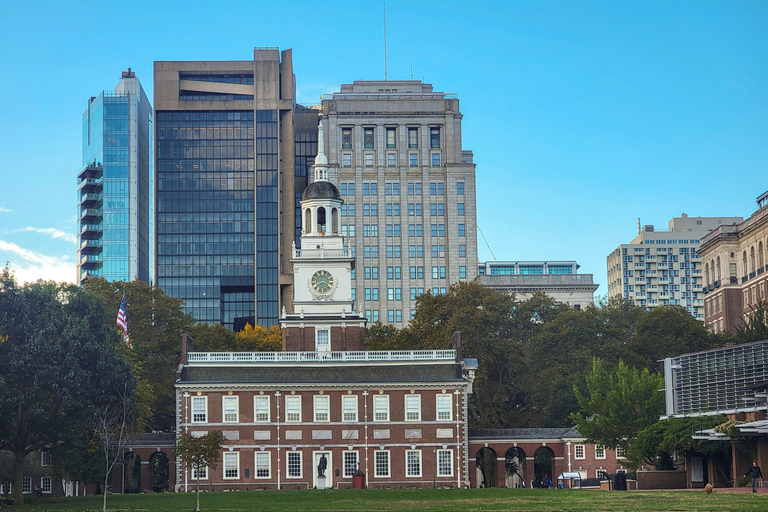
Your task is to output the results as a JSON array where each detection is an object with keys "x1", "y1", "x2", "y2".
[
  {"x1": 13, "y1": 448, "x2": 25, "y2": 506},
  {"x1": 103, "y1": 472, "x2": 109, "y2": 512},
  {"x1": 196, "y1": 478, "x2": 200, "y2": 512}
]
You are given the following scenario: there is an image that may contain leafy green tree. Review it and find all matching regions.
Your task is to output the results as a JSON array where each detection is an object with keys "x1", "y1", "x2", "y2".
[
  {"x1": 363, "y1": 322, "x2": 400, "y2": 350},
  {"x1": 177, "y1": 430, "x2": 226, "y2": 511},
  {"x1": 84, "y1": 278, "x2": 194, "y2": 431},
  {"x1": 734, "y1": 301, "x2": 768, "y2": 344},
  {"x1": 187, "y1": 323, "x2": 236, "y2": 351},
  {"x1": 0, "y1": 268, "x2": 134, "y2": 505},
  {"x1": 571, "y1": 358, "x2": 664, "y2": 452}
]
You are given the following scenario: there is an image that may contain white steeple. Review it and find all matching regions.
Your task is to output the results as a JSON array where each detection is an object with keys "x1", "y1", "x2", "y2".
[{"x1": 313, "y1": 117, "x2": 329, "y2": 181}]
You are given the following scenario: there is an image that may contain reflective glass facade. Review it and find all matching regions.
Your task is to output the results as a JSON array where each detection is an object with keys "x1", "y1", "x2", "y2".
[
  {"x1": 78, "y1": 75, "x2": 153, "y2": 284},
  {"x1": 156, "y1": 111, "x2": 255, "y2": 329}
]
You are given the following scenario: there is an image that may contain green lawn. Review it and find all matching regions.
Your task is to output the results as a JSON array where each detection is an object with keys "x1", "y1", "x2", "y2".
[{"x1": 3, "y1": 488, "x2": 767, "y2": 512}]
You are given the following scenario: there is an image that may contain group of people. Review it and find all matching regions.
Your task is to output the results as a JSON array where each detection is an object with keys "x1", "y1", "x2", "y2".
[{"x1": 527, "y1": 475, "x2": 561, "y2": 489}]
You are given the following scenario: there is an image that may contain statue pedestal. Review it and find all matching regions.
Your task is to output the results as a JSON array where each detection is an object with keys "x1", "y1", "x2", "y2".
[{"x1": 317, "y1": 476, "x2": 327, "y2": 490}]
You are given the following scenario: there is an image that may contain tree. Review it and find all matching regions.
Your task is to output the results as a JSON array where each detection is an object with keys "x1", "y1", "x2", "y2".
[
  {"x1": 571, "y1": 358, "x2": 664, "y2": 452},
  {"x1": 235, "y1": 324, "x2": 282, "y2": 351},
  {"x1": 187, "y1": 323, "x2": 236, "y2": 352},
  {"x1": 734, "y1": 301, "x2": 768, "y2": 344},
  {"x1": 363, "y1": 322, "x2": 400, "y2": 350},
  {"x1": 177, "y1": 431, "x2": 226, "y2": 511},
  {"x1": 84, "y1": 278, "x2": 194, "y2": 431},
  {"x1": 0, "y1": 267, "x2": 134, "y2": 505}
]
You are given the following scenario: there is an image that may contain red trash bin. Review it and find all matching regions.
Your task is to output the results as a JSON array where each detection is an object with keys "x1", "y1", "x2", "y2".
[{"x1": 352, "y1": 474, "x2": 365, "y2": 489}]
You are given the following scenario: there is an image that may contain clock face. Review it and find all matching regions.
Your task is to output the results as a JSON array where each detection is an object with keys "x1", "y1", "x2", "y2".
[{"x1": 311, "y1": 270, "x2": 334, "y2": 293}]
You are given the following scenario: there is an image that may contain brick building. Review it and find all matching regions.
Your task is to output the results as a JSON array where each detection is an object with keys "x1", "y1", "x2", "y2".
[{"x1": 174, "y1": 126, "x2": 477, "y2": 490}]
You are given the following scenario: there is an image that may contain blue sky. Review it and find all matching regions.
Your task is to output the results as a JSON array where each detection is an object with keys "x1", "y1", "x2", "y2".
[{"x1": 0, "y1": 0, "x2": 766, "y2": 295}]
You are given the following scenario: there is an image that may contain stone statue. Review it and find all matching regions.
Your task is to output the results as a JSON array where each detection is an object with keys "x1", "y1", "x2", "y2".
[{"x1": 317, "y1": 454, "x2": 327, "y2": 478}]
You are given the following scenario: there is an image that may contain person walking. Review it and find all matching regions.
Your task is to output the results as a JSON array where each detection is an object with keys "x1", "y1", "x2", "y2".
[{"x1": 745, "y1": 460, "x2": 763, "y2": 493}]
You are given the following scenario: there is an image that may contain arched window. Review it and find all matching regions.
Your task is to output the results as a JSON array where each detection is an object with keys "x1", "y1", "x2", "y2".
[
  {"x1": 304, "y1": 209, "x2": 312, "y2": 235},
  {"x1": 716, "y1": 256, "x2": 721, "y2": 281},
  {"x1": 332, "y1": 207, "x2": 339, "y2": 235},
  {"x1": 705, "y1": 263, "x2": 710, "y2": 285},
  {"x1": 750, "y1": 246, "x2": 756, "y2": 273},
  {"x1": 317, "y1": 207, "x2": 326, "y2": 234},
  {"x1": 758, "y1": 242, "x2": 764, "y2": 269},
  {"x1": 743, "y1": 251, "x2": 748, "y2": 276}
]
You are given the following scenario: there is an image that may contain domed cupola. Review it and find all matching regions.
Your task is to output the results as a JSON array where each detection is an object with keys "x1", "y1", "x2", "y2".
[{"x1": 300, "y1": 117, "x2": 342, "y2": 237}]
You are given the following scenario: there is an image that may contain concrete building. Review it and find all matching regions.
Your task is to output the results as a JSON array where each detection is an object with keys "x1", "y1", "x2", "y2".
[
  {"x1": 78, "y1": 69, "x2": 153, "y2": 285},
  {"x1": 153, "y1": 48, "x2": 319, "y2": 329},
  {"x1": 321, "y1": 81, "x2": 478, "y2": 327},
  {"x1": 607, "y1": 214, "x2": 742, "y2": 319},
  {"x1": 699, "y1": 191, "x2": 768, "y2": 334},
  {"x1": 174, "y1": 139, "x2": 477, "y2": 491},
  {"x1": 476, "y1": 260, "x2": 598, "y2": 310}
]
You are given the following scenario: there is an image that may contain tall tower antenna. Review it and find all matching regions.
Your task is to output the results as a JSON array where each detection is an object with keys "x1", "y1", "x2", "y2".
[{"x1": 383, "y1": 3, "x2": 388, "y2": 81}]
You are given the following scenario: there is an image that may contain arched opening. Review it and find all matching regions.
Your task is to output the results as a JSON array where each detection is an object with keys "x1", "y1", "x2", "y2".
[
  {"x1": 317, "y1": 207, "x2": 327, "y2": 234},
  {"x1": 332, "y1": 207, "x2": 339, "y2": 235},
  {"x1": 750, "y1": 246, "x2": 756, "y2": 273},
  {"x1": 475, "y1": 447, "x2": 498, "y2": 488},
  {"x1": 759, "y1": 242, "x2": 764, "y2": 269},
  {"x1": 743, "y1": 251, "x2": 748, "y2": 276},
  {"x1": 716, "y1": 256, "x2": 721, "y2": 281},
  {"x1": 150, "y1": 451, "x2": 169, "y2": 493},
  {"x1": 304, "y1": 209, "x2": 312, "y2": 235},
  {"x1": 533, "y1": 446, "x2": 555, "y2": 487},
  {"x1": 705, "y1": 263, "x2": 710, "y2": 285},
  {"x1": 505, "y1": 447, "x2": 526, "y2": 488},
  {"x1": 124, "y1": 452, "x2": 142, "y2": 494}
]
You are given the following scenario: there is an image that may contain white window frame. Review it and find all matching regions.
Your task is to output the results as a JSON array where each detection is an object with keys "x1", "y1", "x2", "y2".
[
  {"x1": 615, "y1": 445, "x2": 626, "y2": 459},
  {"x1": 222, "y1": 451, "x2": 240, "y2": 480},
  {"x1": 374, "y1": 450, "x2": 391, "y2": 478},
  {"x1": 191, "y1": 396, "x2": 208, "y2": 423},
  {"x1": 597, "y1": 469, "x2": 608, "y2": 480},
  {"x1": 436, "y1": 394, "x2": 452, "y2": 421},
  {"x1": 191, "y1": 465, "x2": 208, "y2": 480},
  {"x1": 287, "y1": 451, "x2": 302, "y2": 479},
  {"x1": 342, "y1": 395, "x2": 358, "y2": 422},
  {"x1": 22, "y1": 477, "x2": 31, "y2": 494},
  {"x1": 437, "y1": 449, "x2": 454, "y2": 477},
  {"x1": 404, "y1": 394, "x2": 421, "y2": 422},
  {"x1": 315, "y1": 328, "x2": 330, "y2": 352},
  {"x1": 0, "y1": 480, "x2": 11, "y2": 494},
  {"x1": 405, "y1": 449, "x2": 422, "y2": 478},
  {"x1": 41, "y1": 451, "x2": 52, "y2": 466},
  {"x1": 254, "y1": 395, "x2": 270, "y2": 423},
  {"x1": 314, "y1": 395, "x2": 330, "y2": 422},
  {"x1": 343, "y1": 450, "x2": 360, "y2": 478},
  {"x1": 254, "y1": 451, "x2": 271, "y2": 479},
  {"x1": 222, "y1": 395, "x2": 239, "y2": 423},
  {"x1": 373, "y1": 395, "x2": 390, "y2": 422},
  {"x1": 574, "y1": 444, "x2": 585, "y2": 460},
  {"x1": 40, "y1": 476, "x2": 52, "y2": 494},
  {"x1": 285, "y1": 395, "x2": 302, "y2": 422},
  {"x1": 595, "y1": 445, "x2": 606, "y2": 459}
]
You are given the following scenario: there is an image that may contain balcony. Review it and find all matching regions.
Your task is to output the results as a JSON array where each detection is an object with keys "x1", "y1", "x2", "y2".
[
  {"x1": 78, "y1": 177, "x2": 103, "y2": 193},
  {"x1": 79, "y1": 208, "x2": 102, "y2": 223},
  {"x1": 77, "y1": 163, "x2": 103, "y2": 181},
  {"x1": 80, "y1": 224, "x2": 103, "y2": 238},
  {"x1": 78, "y1": 192, "x2": 103, "y2": 208},
  {"x1": 80, "y1": 255, "x2": 102, "y2": 269},
  {"x1": 79, "y1": 239, "x2": 103, "y2": 254}
]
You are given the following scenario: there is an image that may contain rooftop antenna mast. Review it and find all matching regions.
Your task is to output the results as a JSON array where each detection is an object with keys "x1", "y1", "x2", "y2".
[{"x1": 383, "y1": 3, "x2": 387, "y2": 81}]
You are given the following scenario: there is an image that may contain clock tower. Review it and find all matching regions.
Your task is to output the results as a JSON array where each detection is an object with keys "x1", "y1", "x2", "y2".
[{"x1": 280, "y1": 118, "x2": 366, "y2": 351}]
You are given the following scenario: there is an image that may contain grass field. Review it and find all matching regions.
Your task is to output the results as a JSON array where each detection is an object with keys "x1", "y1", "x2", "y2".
[{"x1": 2, "y1": 488, "x2": 767, "y2": 512}]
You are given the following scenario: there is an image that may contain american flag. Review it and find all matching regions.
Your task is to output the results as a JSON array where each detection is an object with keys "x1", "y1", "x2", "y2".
[{"x1": 117, "y1": 294, "x2": 132, "y2": 349}]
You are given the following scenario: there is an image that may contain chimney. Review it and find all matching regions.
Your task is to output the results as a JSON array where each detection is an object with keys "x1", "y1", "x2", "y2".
[
  {"x1": 180, "y1": 334, "x2": 194, "y2": 364},
  {"x1": 451, "y1": 331, "x2": 463, "y2": 361}
]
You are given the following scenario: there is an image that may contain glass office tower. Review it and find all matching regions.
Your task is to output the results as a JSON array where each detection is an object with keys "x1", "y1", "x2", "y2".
[
  {"x1": 154, "y1": 48, "x2": 318, "y2": 329},
  {"x1": 78, "y1": 69, "x2": 153, "y2": 284}
]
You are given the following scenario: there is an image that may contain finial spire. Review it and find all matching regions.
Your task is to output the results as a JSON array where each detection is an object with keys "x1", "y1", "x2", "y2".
[{"x1": 313, "y1": 116, "x2": 329, "y2": 182}]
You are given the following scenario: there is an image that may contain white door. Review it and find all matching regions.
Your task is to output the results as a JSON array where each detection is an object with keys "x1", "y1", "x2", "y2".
[{"x1": 313, "y1": 451, "x2": 332, "y2": 489}]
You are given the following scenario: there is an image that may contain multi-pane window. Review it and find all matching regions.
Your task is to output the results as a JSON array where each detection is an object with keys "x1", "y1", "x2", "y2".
[
  {"x1": 364, "y1": 183, "x2": 378, "y2": 195},
  {"x1": 408, "y1": 203, "x2": 422, "y2": 216},
  {"x1": 41, "y1": 452, "x2": 52, "y2": 466},
  {"x1": 365, "y1": 310, "x2": 380, "y2": 322},
  {"x1": 386, "y1": 127, "x2": 396, "y2": 148},
  {"x1": 364, "y1": 127, "x2": 375, "y2": 148},
  {"x1": 342, "y1": 395, "x2": 358, "y2": 422},
  {"x1": 459, "y1": 266, "x2": 467, "y2": 279},
  {"x1": 22, "y1": 477, "x2": 31, "y2": 494},
  {"x1": 385, "y1": 183, "x2": 400, "y2": 195},
  {"x1": 615, "y1": 446, "x2": 626, "y2": 459},
  {"x1": 222, "y1": 396, "x2": 239, "y2": 423},
  {"x1": 408, "y1": 127, "x2": 418, "y2": 148},
  {"x1": 431, "y1": 153, "x2": 441, "y2": 167},
  {"x1": 387, "y1": 288, "x2": 402, "y2": 301},
  {"x1": 364, "y1": 267, "x2": 379, "y2": 279},
  {"x1": 287, "y1": 451, "x2": 302, "y2": 478},
  {"x1": 574, "y1": 444, "x2": 585, "y2": 460},
  {"x1": 408, "y1": 183, "x2": 422, "y2": 195},
  {"x1": 192, "y1": 465, "x2": 208, "y2": 480},
  {"x1": 430, "y1": 127, "x2": 440, "y2": 148},
  {"x1": 404, "y1": 394, "x2": 421, "y2": 421},
  {"x1": 342, "y1": 153, "x2": 351, "y2": 167},
  {"x1": 316, "y1": 329, "x2": 330, "y2": 351},
  {"x1": 458, "y1": 203, "x2": 464, "y2": 215},
  {"x1": 365, "y1": 153, "x2": 374, "y2": 167},
  {"x1": 597, "y1": 470, "x2": 608, "y2": 480},
  {"x1": 364, "y1": 288, "x2": 379, "y2": 301},
  {"x1": 387, "y1": 153, "x2": 396, "y2": 167},
  {"x1": 255, "y1": 451, "x2": 271, "y2": 478},
  {"x1": 457, "y1": 182, "x2": 464, "y2": 195},
  {"x1": 436, "y1": 394, "x2": 453, "y2": 421},
  {"x1": 374, "y1": 450, "x2": 390, "y2": 477},
  {"x1": 459, "y1": 245, "x2": 466, "y2": 258},
  {"x1": 595, "y1": 445, "x2": 606, "y2": 459},
  {"x1": 458, "y1": 224, "x2": 465, "y2": 237},
  {"x1": 285, "y1": 395, "x2": 301, "y2": 422},
  {"x1": 254, "y1": 395, "x2": 270, "y2": 422},
  {"x1": 223, "y1": 452, "x2": 239, "y2": 479},
  {"x1": 387, "y1": 266, "x2": 402, "y2": 279},
  {"x1": 406, "y1": 450, "x2": 422, "y2": 477},
  {"x1": 437, "y1": 450, "x2": 453, "y2": 477},
  {"x1": 410, "y1": 288, "x2": 424, "y2": 300},
  {"x1": 431, "y1": 224, "x2": 446, "y2": 236},
  {"x1": 341, "y1": 128, "x2": 352, "y2": 149},
  {"x1": 431, "y1": 266, "x2": 446, "y2": 279},
  {"x1": 432, "y1": 245, "x2": 445, "y2": 258},
  {"x1": 386, "y1": 204, "x2": 400, "y2": 216},
  {"x1": 430, "y1": 203, "x2": 445, "y2": 216},
  {"x1": 343, "y1": 451, "x2": 359, "y2": 477},
  {"x1": 430, "y1": 183, "x2": 444, "y2": 195},
  {"x1": 192, "y1": 396, "x2": 208, "y2": 423},
  {"x1": 340, "y1": 183, "x2": 355, "y2": 196},
  {"x1": 385, "y1": 224, "x2": 401, "y2": 237},
  {"x1": 314, "y1": 395, "x2": 330, "y2": 422},
  {"x1": 40, "y1": 476, "x2": 51, "y2": 494},
  {"x1": 409, "y1": 153, "x2": 418, "y2": 167},
  {"x1": 373, "y1": 395, "x2": 390, "y2": 421}
]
